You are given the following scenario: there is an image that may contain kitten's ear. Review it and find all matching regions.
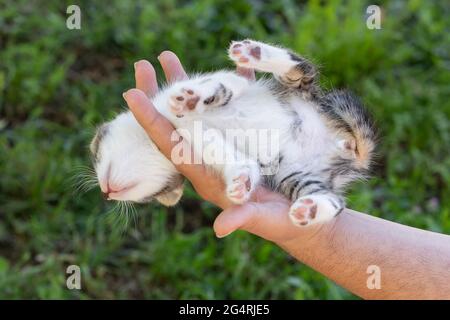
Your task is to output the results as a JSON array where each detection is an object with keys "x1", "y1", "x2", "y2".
[
  {"x1": 338, "y1": 138, "x2": 357, "y2": 158},
  {"x1": 155, "y1": 184, "x2": 184, "y2": 206}
]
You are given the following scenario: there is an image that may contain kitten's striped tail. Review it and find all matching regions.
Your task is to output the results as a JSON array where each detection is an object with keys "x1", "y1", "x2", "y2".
[{"x1": 320, "y1": 90, "x2": 376, "y2": 171}]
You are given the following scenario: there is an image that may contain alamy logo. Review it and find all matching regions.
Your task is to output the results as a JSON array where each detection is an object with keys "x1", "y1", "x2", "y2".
[
  {"x1": 366, "y1": 265, "x2": 381, "y2": 289},
  {"x1": 170, "y1": 121, "x2": 281, "y2": 175},
  {"x1": 66, "y1": 5, "x2": 81, "y2": 30},
  {"x1": 66, "y1": 265, "x2": 81, "y2": 290},
  {"x1": 366, "y1": 5, "x2": 382, "y2": 30}
]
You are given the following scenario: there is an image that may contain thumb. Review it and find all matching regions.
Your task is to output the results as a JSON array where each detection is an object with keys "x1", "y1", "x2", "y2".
[
  {"x1": 123, "y1": 88, "x2": 180, "y2": 161},
  {"x1": 123, "y1": 88, "x2": 160, "y2": 130},
  {"x1": 213, "y1": 203, "x2": 259, "y2": 238}
]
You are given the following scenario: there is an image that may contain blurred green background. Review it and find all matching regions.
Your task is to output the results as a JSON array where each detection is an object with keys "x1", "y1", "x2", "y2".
[{"x1": 0, "y1": 0, "x2": 449, "y2": 299}]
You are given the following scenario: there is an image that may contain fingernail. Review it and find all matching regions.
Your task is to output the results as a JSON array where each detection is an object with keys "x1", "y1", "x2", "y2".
[
  {"x1": 134, "y1": 60, "x2": 147, "y2": 70},
  {"x1": 216, "y1": 231, "x2": 233, "y2": 239},
  {"x1": 122, "y1": 91, "x2": 128, "y2": 100},
  {"x1": 157, "y1": 50, "x2": 170, "y2": 61}
]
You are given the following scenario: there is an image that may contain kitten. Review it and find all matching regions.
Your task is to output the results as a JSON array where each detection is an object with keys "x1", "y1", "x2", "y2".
[{"x1": 90, "y1": 40, "x2": 375, "y2": 227}]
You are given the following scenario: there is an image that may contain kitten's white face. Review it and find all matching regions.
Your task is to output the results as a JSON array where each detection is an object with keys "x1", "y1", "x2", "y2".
[{"x1": 90, "y1": 112, "x2": 183, "y2": 206}]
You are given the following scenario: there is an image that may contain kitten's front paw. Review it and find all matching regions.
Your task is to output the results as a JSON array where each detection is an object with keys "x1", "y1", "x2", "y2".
[
  {"x1": 228, "y1": 40, "x2": 262, "y2": 66},
  {"x1": 169, "y1": 87, "x2": 200, "y2": 118},
  {"x1": 289, "y1": 195, "x2": 342, "y2": 227},
  {"x1": 226, "y1": 170, "x2": 252, "y2": 205}
]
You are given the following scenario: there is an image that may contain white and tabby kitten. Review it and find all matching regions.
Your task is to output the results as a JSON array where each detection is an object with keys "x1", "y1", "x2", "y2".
[{"x1": 90, "y1": 40, "x2": 375, "y2": 226}]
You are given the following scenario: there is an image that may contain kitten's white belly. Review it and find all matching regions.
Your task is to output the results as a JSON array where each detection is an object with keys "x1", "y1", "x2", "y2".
[
  {"x1": 200, "y1": 92, "x2": 337, "y2": 168},
  {"x1": 154, "y1": 81, "x2": 337, "y2": 170},
  {"x1": 288, "y1": 97, "x2": 337, "y2": 164}
]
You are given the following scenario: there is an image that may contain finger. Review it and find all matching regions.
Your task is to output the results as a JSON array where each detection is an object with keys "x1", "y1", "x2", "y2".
[
  {"x1": 213, "y1": 203, "x2": 259, "y2": 238},
  {"x1": 158, "y1": 51, "x2": 188, "y2": 83},
  {"x1": 123, "y1": 89, "x2": 179, "y2": 159},
  {"x1": 236, "y1": 66, "x2": 255, "y2": 81},
  {"x1": 134, "y1": 60, "x2": 158, "y2": 97},
  {"x1": 123, "y1": 88, "x2": 205, "y2": 180},
  {"x1": 250, "y1": 186, "x2": 288, "y2": 203}
]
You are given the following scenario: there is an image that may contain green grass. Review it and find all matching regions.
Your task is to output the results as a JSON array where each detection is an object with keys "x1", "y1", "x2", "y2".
[{"x1": 0, "y1": 0, "x2": 449, "y2": 299}]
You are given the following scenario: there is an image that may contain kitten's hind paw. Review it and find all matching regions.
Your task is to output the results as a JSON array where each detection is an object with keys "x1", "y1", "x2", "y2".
[
  {"x1": 224, "y1": 160, "x2": 260, "y2": 205},
  {"x1": 289, "y1": 195, "x2": 343, "y2": 227},
  {"x1": 228, "y1": 40, "x2": 262, "y2": 66},
  {"x1": 226, "y1": 172, "x2": 252, "y2": 205}
]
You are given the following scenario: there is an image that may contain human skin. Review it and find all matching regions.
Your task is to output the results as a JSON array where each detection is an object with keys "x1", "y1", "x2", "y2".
[{"x1": 123, "y1": 53, "x2": 450, "y2": 299}]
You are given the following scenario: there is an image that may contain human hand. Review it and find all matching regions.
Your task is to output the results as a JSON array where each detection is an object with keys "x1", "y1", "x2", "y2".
[
  {"x1": 123, "y1": 52, "x2": 319, "y2": 245},
  {"x1": 123, "y1": 53, "x2": 234, "y2": 209}
]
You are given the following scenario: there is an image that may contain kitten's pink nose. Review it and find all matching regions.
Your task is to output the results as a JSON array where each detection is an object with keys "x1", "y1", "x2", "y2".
[{"x1": 101, "y1": 183, "x2": 124, "y2": 200}]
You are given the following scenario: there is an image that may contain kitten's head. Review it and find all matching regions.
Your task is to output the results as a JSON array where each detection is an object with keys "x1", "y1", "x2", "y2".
[{"x1": 89, "y1": 112, "x2": 184, "y2": 206}]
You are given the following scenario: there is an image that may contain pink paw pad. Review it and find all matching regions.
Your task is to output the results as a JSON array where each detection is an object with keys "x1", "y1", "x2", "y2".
[
  {"x1": 233, "y1": 174, "x2": 251, "y2": 191},
  {"x1": 170, "y1": 88, "x2": 200, "y2": 116},
  {"x1": 229, "y1": 40, "x2": 262, "y2": 65},
  {"x1": 249, "y1": 46, "x2": 261, "y2": 59},
  {"x1": 290, "y1": 198, "x2": 318, "y2": 226},
  {"x1": 227, "y1": 173, "x2": 252, "y2": 204}
]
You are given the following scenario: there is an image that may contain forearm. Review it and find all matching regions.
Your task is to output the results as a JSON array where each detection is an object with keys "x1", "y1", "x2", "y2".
[{"x1": 279, "y1": 209, "x2": 450, "y2": 299}]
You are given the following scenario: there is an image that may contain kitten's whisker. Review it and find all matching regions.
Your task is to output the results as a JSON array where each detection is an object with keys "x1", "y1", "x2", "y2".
[
  {"x1": 129, "y1": 202, "x2": 138, "y2": 230},
  {"x1": 70, "y1": 165, "x2": 99, "y2": 196}
]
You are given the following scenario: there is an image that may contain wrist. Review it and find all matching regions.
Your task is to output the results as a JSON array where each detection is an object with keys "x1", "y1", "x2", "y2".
[{"x1": 276, "y1": 216, "x2": 336, "y2": 260}]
